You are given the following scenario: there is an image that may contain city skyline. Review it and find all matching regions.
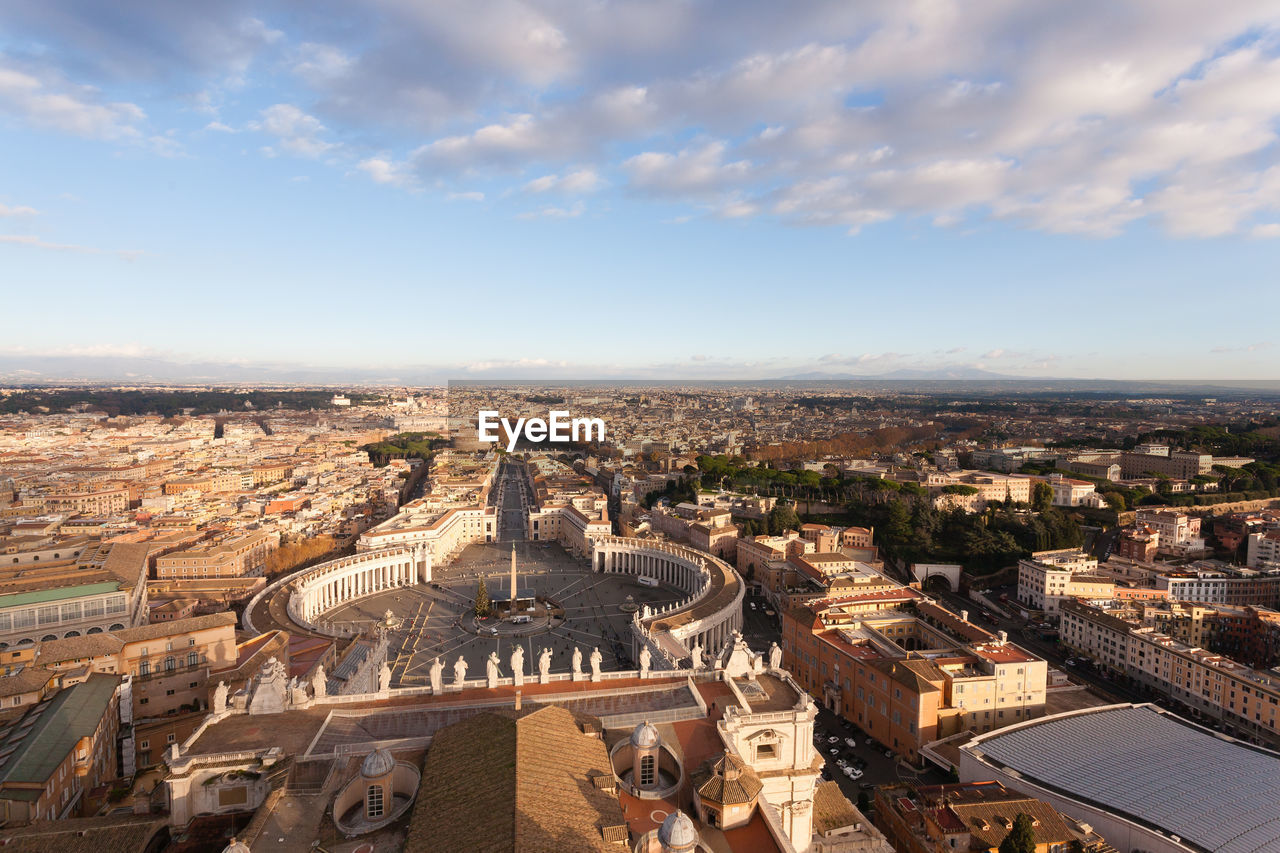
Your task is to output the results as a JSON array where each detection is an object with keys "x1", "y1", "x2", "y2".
[{"x1": 2, "y1": 1, "x2": 1280, "y2": 379}]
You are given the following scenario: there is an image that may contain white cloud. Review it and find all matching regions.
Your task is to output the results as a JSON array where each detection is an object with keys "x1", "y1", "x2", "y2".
[
  {"x1": 0, "y1": 203, "x2": 38, "y2": 217},
  {"x1": 204, "y1": 121, "x2": 236, "y2": 133},
  {"x1": 250, "y1": 104, "x2": 338, "y2": 159},
  {"x1": 518, "y1": 201, "x2": 585, "y2": 219},
  {"x1": 625, "y1": 141, "x2": 750, "y2": 195},
  {"x1": 0, "y1": 233, "x2": 141, "y2": 259},
  {"x1": 523, "y1": 168, "x2": 602, "y2": 194},
  {"x1": 357, "y1": 157, "x2": 414, "y2": 187},
  {"x1": 1252, "y1": 223, "x2": 1280, "y2": 238},
  {"x1": 447, "y1": 191, "x2": 486, "y2": 202},
  {"x1": 8, "y1": 1, "x2": 1280, "y2": 237},
  {"x1": 0, "y1": 65, "x2": 144, "y2": 140}
]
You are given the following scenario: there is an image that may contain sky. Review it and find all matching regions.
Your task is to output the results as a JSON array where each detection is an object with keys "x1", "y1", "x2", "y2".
[{"x1": 1, "y1": 0, "x2": 1279, "y2": 382}]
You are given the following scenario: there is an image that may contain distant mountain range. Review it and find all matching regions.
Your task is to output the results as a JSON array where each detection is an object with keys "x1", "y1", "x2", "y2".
[
  {"x1": 1, "y1": 354, "x2": 1277, "y2": 395},
  {"x1": 782, "y1": 368, "x2": 1025, "y2": 380}
]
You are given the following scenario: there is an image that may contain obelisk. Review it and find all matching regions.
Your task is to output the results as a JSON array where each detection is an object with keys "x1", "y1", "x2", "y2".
[{"x1": 509, "y1": 542, "x2": 518, "y2": 613}]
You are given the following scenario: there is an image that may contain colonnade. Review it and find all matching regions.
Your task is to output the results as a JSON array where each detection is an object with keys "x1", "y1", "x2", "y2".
[
  {"x1": 289, "y1": 547, "x2": 429, "y2": 626},
  {"x1": 592, "y1": 537, "x2": 743, "y2": 660}
]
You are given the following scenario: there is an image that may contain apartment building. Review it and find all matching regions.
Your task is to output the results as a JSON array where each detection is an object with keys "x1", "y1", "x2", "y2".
[
  {"x1": 34, "y1": 612, "x2": 238, "y2": 718},
  {"x1": 782, "y1": 593, "x2": 1046, "y2": 763},
  {"x1": 1017, "y1": 549, "x2": 1113, "y2": 615},
  {"x1": 1035, "y1": 473, "x2": 1104, "y2": 508},
  {"x1": 0, "y1": 674, "x2": 122, "y2": 825},
  {"x1": 1155, "y1": 564, "x2": 1280, "y2": 608},
  {"x1": 1119, "y1": 447, "x2": 1212, "y2": 480},
  {"x1": 1134, "y1": 508, "x2": 1204, "y2": 551},
  {"x1": 163, "y1": 471, "x2": 244, "y2": 495},
  {"x1": 925, "y1": 471, "x2": 1032, "y2": 511},
  {"x1": 44, "y1": 487, "x2": 130, "y2": 516},
  {"x1": 1060, "y1": 599, "x2": 1280, "y2": 745},
  {"x1": 1062, "y1": 459, "x2": 1121, "y2": 481},
  {"x1": 1247, "y1": 529, "x2": 1280, "y2": 570},
  {"x1": 839, "y1": 526, "x2": 875, "y2": 549},
  {"x1": 875, "y1": 781, "x2": 1097, "y2": 853},
  {"x1": 0, "y1": 542, "x2": 152, "y2": 648},
  {"x1": 153, "y1": 530, "x2": 280, "y2": 579}
]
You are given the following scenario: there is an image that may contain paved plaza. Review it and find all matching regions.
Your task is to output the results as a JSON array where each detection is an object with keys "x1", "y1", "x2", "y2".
[{"x1": 322, "y1": 540, "x2": 687, "y2": 687}]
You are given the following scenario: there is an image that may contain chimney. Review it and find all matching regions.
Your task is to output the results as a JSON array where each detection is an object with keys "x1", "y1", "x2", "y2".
[
  {"x1": 960, "y1": 610, "x2": 969, "y2": 622},
  {"x1": 998, "y1": 631, "x2": 1008, "y2": 645},
  {"x1": 514, "y1": 689, "x2": 522, "y2": 711}
]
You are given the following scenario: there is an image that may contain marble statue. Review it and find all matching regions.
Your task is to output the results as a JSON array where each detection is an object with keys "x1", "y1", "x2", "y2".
[
  {"x1": 213, "y1": 680, "x2": 228, "y2": 713},
  {"x1": 378, "y1": 660, "x2": 392, "y2": 692},
  {"x1": 571, "y1": 646, "x2": 584, "y2": 681},
  {"x1": 690, "y1": 642, "x2": 704, "y2": 671},
  {"x1": 590, "y1": 646, "x2": 603, "y2": 682},
  {"x1": 288, "y1": 677, "x2": 309, "y2": 706},
  {"x1": 248, "y1": 656, "x2": 288, "y2": 715},
  {"x1": 453, "y1": 655, "x2": 468, "y2": 687},
  {"x1": 769, "y1": 641, "x2": 782, "y2": 670},
  {"x1": 429, "y1": 657, "x2": 444, "y2": 694},
  {"x1": 538, "y1": 647, "x2": 552, "y2": 683},
  {"x1": 511, "y1": 645, "x2": 525, "y2": 687},
  {"x1": 639, "y1": 644, "x2": 652, "y2": 677},
  {"x1": 310, "y1": 665, "x2": 327, "y2": 698},
  {"x1": 487, "y1": 651, "x2": 501, "y2": 688}
]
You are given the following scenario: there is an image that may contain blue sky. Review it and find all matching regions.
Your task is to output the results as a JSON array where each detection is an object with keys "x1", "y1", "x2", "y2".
[{"x1": 2, "y1": 1, "x2": 1279, "y2": 381}]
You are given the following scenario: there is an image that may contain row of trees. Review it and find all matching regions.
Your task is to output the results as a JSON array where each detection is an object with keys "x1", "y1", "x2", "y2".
[
  {"x1": 264, "y1": 534, "x2": 339, "y2": 577},
  {"x1": 360, "y1": 432, "x2": 446, "y2": 467}
]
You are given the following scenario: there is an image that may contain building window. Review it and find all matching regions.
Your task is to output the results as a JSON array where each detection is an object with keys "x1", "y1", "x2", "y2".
[
  {"x1": 640, "y1": 754, "x2": 656, "y2": 786},
  {"x1": 167, "y1": 733, "x2": 176, "y2": 743},
  {"x1": 366, "y1": 785, "x2": 384, "y2": 818}
]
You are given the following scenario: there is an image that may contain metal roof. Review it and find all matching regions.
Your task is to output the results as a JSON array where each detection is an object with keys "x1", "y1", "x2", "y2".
[
  {"x1": 971, "y1": 704, "x2": 1280, "y2": 853},
  {"x1": 0, "y1": 582, "x2": 121, "y2": 610},
  {"x1": 0, "y1": 674, "x2": 119, "y2": 788}
]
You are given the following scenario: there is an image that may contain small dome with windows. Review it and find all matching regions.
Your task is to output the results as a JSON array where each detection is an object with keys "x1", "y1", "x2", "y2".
[{"x1": 221, "y1": 838, "x2": 251, "y2": 853}]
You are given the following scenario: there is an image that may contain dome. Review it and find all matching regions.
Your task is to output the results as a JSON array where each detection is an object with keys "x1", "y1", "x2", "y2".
[
  {"x1": 221, "y1": 839, "x2": 251, "y2": 853},
  {"x1": 631, "y1": 720, "x2": 661, "y2": 749},
  {"x1": 361, "y1": 747, "x2": 395, "y2": 778},
  {"x1": 657, "y1": 810, "x2": 699, "y2": 851}
]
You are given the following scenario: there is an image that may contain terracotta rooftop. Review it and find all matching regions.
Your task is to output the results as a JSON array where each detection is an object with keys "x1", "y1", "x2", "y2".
[{"x1": 405, "y1": 705, "x2": 626, "y2": 853}]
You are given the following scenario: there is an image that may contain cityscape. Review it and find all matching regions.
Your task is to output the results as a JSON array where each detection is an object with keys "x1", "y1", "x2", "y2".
[{"x1": 3, "y1": 3, "x2": 1280, "y2": 853}]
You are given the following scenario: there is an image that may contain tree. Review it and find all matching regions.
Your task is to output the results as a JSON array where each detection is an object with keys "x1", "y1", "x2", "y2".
[
  {"x1": 768, "y1": 501, "x2": 800, "y2": 535},
  {"x1": 1032, "y1": 481, "x2": 1054, "y2": 513},
  {"x1": 475, "y1": 577, "x2": 491, "y2": 618},
  {"x1": 999, "y1": 813, "x2": 1037, "y2": 853}
]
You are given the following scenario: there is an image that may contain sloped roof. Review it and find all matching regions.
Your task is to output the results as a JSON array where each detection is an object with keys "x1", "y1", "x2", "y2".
[
  {"x1": 0, "y1": 816, "x2": 167, "y2": 853},
  {"x1": 690, "y1": 752, "x2": 762, "y2": 806},
  {"x1": 405, "y1": 705, "x2": 625, "y2": 853},
  {"x1": 812, "y1": 781, "x2": 861, "y2": 835},
  {"x1": 0, "y1": 673, "x2": 119, "y2": 786}
]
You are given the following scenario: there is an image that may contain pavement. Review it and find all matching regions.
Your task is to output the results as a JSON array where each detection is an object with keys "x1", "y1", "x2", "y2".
[
  {"x1": 811, "y1": 706, "x2": 948, "y2": 804},
  {"x1": 322, "y1": 540, "x2": 687, "y2": 687}
]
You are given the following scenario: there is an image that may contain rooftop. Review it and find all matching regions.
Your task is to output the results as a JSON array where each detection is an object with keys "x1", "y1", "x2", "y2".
[{"x1": 965, "y1": 703, "x2": 1280, "y2": 853}]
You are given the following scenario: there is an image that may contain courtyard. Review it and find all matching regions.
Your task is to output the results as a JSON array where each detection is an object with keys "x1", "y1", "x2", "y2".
[{"x1": 321, "y1": 539, "x2": 688, "y2": 687}]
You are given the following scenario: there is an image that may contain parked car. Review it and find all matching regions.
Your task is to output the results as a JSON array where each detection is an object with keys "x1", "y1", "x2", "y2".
[
  {"x1": 884, "y1": 749, "x2": 895, "y2": 759},
  {"x1": 844, "y1": 737, "x2": 857, "y2": 748},
  {"x1": 865, "y1": 737, "x2": 874, "y2": 746},
  {"x1": 827, "y1": 735, "x2": 839, "y2": 743},
  {"x1": 828, "y1": 747, "x2": 839, "y2": 756}
]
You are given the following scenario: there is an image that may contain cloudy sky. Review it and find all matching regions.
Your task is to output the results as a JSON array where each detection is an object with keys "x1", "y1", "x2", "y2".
[{"x1": 2, "y1": 0, "x2": 1279, "y2": 380}]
